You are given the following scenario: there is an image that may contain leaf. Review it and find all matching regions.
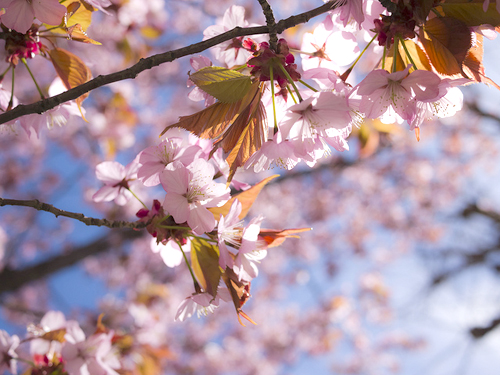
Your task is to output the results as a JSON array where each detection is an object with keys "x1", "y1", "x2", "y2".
[
  {"x1": 419, "y1": 17, "x2": 472, "y2": 76},
  {"x1": 398, "y1": 40, "x2": 432, "y2": 71},
  {"x1": 259, "y1": 227, "x2": 312, "y2": 248},
  {"x1": 439, "y1": 1, "x2": 500, "y2": 27},
  {"x1": 49, "y1": 0, "x2": 94, "y2": 34},
  {"x1": 209, "y1": 175, "x2": 279, "y2": 220},
  {"x1": 189, "y1": 67, "x2": 253, "y2": 103},
  {"x1": 160, "y1": 100, "x2": 241, "y2": 139},
  {"x1": 41, "y1": 328, "x2": 66, "y2": 343},
  {"x1": 221, "y1": 269, "x2": 256, "y2": 326},
  {"x1": 190, "y1": 238, "x2": 221, "y2": 297},
  {"x1": 66, "y1": 23, "x2": 101, "y2": 45},
  {"x1": 214, "y1": 84, "x2": 266, "y2": 183},
  {"x1": 49, "y1": 47, "x2": 92, "y2": 106},
  {"x1": 162, "y1": 82, "x2": 267, "y2": 184}
]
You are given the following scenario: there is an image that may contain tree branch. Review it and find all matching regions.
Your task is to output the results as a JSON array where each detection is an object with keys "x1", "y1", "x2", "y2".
[
  {"x1": 257, "y1": 0, "x2": 278, "y2": 51},
  {"x1": 0, "y1": 1, "x2": 338, "y2": 125},
  {"x1": 0, "y1": 197, "x2": 147, "y2": 229},
  {"x1": 0, "y1": 230, "x2": 143, "y2": 294}
]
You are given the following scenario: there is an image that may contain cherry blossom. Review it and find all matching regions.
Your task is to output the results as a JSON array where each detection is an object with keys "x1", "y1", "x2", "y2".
[
  {"x1": 233, "y1": 216, "x2": 267, "y2": 282},
  {"x1": 137, "y1": 138, "x2": 201, "y2": 187},
  {"x1": 161, "y1": 159, "x2": 230, "y2": 235},
  {"x1": 0, "y1": 330, "x2": 19, "y2": 374},
  {"x1": 0, "y1": 0, "x2": 66, "y2": 33},
  {"x1": 92, "y1": 157, "x2": 141, "y2": 206},
  {"x1": 175, "y1": 292, "x2": 219, "y2": 321},
  {"x1": 217, "y1": 199, "x2": 243, "y2": 269},
  {"x1": 62, "y1": 325, "x2": 120, "y2": 375}
]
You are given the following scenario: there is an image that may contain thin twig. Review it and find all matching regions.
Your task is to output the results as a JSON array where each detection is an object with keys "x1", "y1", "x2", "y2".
[
  {"x1": 0, "y1": 1, "x2": 338, "y2": 125},
  {"x1": 0, "y1": 197, "x2": 147, "y2": 229},
  {"x1": 257, "y1": 0, "x2": 278, "y2": 51}
]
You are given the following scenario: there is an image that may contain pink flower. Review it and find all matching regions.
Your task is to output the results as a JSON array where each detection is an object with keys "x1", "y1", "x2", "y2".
[
  {"x1": 217, "y1": 199, "x2": 243, "y2": 269},
  {"x1": 0, "y1": 0, "x2": 66, "y2": 33},
  {"x1": 30, "y1": 310, "x2": 72, "y2": 357},
  {"x1": 0, "y1": 330, "x2": 19, "y2": 374},
  {"x1": 352, "y1": 65, "x2": 442, "y2": 123},
  {"x1": 175, "y1": 292, "x2": 219, "y2": 321},
  {"x1": 92, "y1": 157, "x2": 140, "y2": 206},
  {"x1": 329, "y1": 0, "x2": 365, "y2": 28},
  {"x1": 137, "y1": 138, "x2": 201, "y2": 186},
  {"x1": 62, "y1": 326, "x2": 120, "y2": 375},
  {"x1": 161, "y1": 159, "x2": 230, "y2": 235},
  {"x1": 203, "y1": 5, "x2": 261, "y2": 67},
  {"x1": 245, "y1": 133, "x2": 300, "y2": 172},
  {"x1": 233, "y1": 216, "x2": 267, "y2": 282}
]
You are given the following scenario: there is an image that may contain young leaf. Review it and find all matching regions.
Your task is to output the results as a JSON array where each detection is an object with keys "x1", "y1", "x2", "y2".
[
  {"x1": 189, "y1": 66, "x2": 253, "y2": 104},
  {"x1": 67, "y1": 24, "x2": 102, "y2": 45},
  {"x1": 190, "y1": 238, "x2": 221, "y2": 298},
  {"x1": 160, "y1": 100, "x2": 241, "y2": 139},
  {"x1": 399, "y1": 40, "x2": 432, "y2": 71},
  {"x1": 209, "y1": 174, "x2": 279, "y2": 220},
  {"x1": 41, "y1": 328, "x2": 67, "y2": 343},
  {"x1": 419, "y1": 17, "x2": 472, "y2": 75},
  {"x1": 48, "y1": 47, "x2": 92, "y2": 105},
  {"x1": 439, "y1": 1, "x2": 500, "y2": 27},
  {"x1": 221, "y1": 269, "x2": 255, "y2": 326},
  {"x1": 49, "y1": 0, "x2": 94, "y2": 34},
  {"x1": 259, "y1": 227, "x2": 312, "y2": 248},
  {"x1": 463, "y1": 34, "x2": 500, "y2": 89}
]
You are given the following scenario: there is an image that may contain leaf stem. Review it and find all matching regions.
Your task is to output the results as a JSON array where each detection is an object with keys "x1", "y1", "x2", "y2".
[
  {"x1": 400, "y1": 39, "x2": 418, "y2": 70},
  {"x1": 21, "y1": 58, "x2": 45, "y2": 100},
  {"x1": 342, "y1": 33, "x2": 378, "y2": 80},
  {"x1": 127, "y1": 188, "x2": 147, "y2": 209},
  {"x1": 175, "y1": 237, "x2": 200, "y2": 291},
  {"x1": 7, "y1": 67, "x2": 14, "y2": 111},
  {"x1": 391, "y1": 37, "x2": 399, "y2": 73},
  {"x1": 298, "y1": 79, "x2": 318, "y2": 92},
  {"x1": 269, "y1": 64, "x2": 278, "y2": 131}
]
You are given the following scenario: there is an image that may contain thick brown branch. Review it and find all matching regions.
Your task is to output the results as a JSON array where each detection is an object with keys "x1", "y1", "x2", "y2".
[
  {"x1": 257, "y1": 0, "x2": 278, "y2": 51},
  {"x1": 0, "y1": 197, "x2": 146, "y2": 229},
  {"x1": 0, "y1": 1, "x2": 338, "y2": 124},
  {"x1": 0, "y1": 230, "x2": 143, "y2": 295}
]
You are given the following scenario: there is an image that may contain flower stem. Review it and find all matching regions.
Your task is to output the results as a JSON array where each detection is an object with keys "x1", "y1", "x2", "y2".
[
  {"x1": 7, "y1": 67, "x2": 14, "y2": 111},
  {"x1": 391, "y1": 37, "x2": 399, "y2": 73},
  {"x1": 127, "y1": 188, "x2": 147, "y2": 209},
  {"x1": 298, "y1": 79, "x2": 318, "y2": 92},
  {"x1": 175, "y1": 238, "x2": 200, "y2": 291},
  {"x1": 0, "y1": 65, "x2": 11, "y2": 84},
  {"x1": 382, "y1": 46, "x2": 387, "y2": 70},
  {"x1": 400, "y1": 39, "x2": 418, "y2": 70},
  {"x1": 342, "y1": 33, "x2": 377, "y2": 80},
  {"x1": 277, "y1": 61, "x2": 302, "y2": 102},
  {"x1": 287, "y1": 86, "x2": 297, "y2": 104},
  {"x1": 158, "y1": 225, "x2": 192, "y2": 231},
  {"x1": 21, "y1": 58, "x2": 45, "y2": 100},
  {"x1": 269, "y1": 64, "x2": 278, "y2": 131}
]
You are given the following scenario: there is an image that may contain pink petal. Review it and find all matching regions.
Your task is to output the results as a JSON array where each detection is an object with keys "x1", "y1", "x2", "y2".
[
  {"x1": 188, "y1": 205, "x2": 215, "y2": 235},
  {"x1": 1, "y1": 0, "x2": 35, "y2": 34},
  {"x1": 163, "y1": 193, "x2": 189, "y2": 224},
  {"x1": 32, "y1": 0, "x2": 66, "y2": 26}
]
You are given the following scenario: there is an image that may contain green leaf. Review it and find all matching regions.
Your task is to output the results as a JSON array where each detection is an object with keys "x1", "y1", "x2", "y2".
[
  {"x1": 190, "y1": 238, "x2": 221, "y2": 298},
  {"x1": 189, "y1": 66, "x2": 253, "y2": 104},
  {"x1": 439, "y1": 2, "x2": 500, "y2": 27}
]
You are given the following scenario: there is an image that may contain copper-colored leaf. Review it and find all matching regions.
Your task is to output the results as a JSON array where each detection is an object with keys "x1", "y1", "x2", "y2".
[
  {"x1": 399, "y1": 40, "x2": 432, "y2": 71},
  {"x1": 222, "y1": 269, "x2": 255, "y2": 326},
  {"x1": 67, "y1": 23, "x2": 101, "y2": 45},
  {"x1": 41, "y1": 328, "x2": 66, "y2": 343},
  {"x1": 419, "y1": 17, "x2": 472, "y2": 76},
  {"x1": 160, "y1": 100, "x2": 240, "y2": 138},
  {"x1": 463, "y1": 34, "x2": 500, "y2": 89},
  {"x1": 259, "y1": 227, "x2": 312, "y2": 248},
  {"x1": 209, "y1": 175, "x2": 279, "y2": 220},
  {"x1": 218, "y1": 87, "x2": 266, "y2": 183},
  {"x1": 48, "y1": 47, "x2": 92, "y2": 106}
]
